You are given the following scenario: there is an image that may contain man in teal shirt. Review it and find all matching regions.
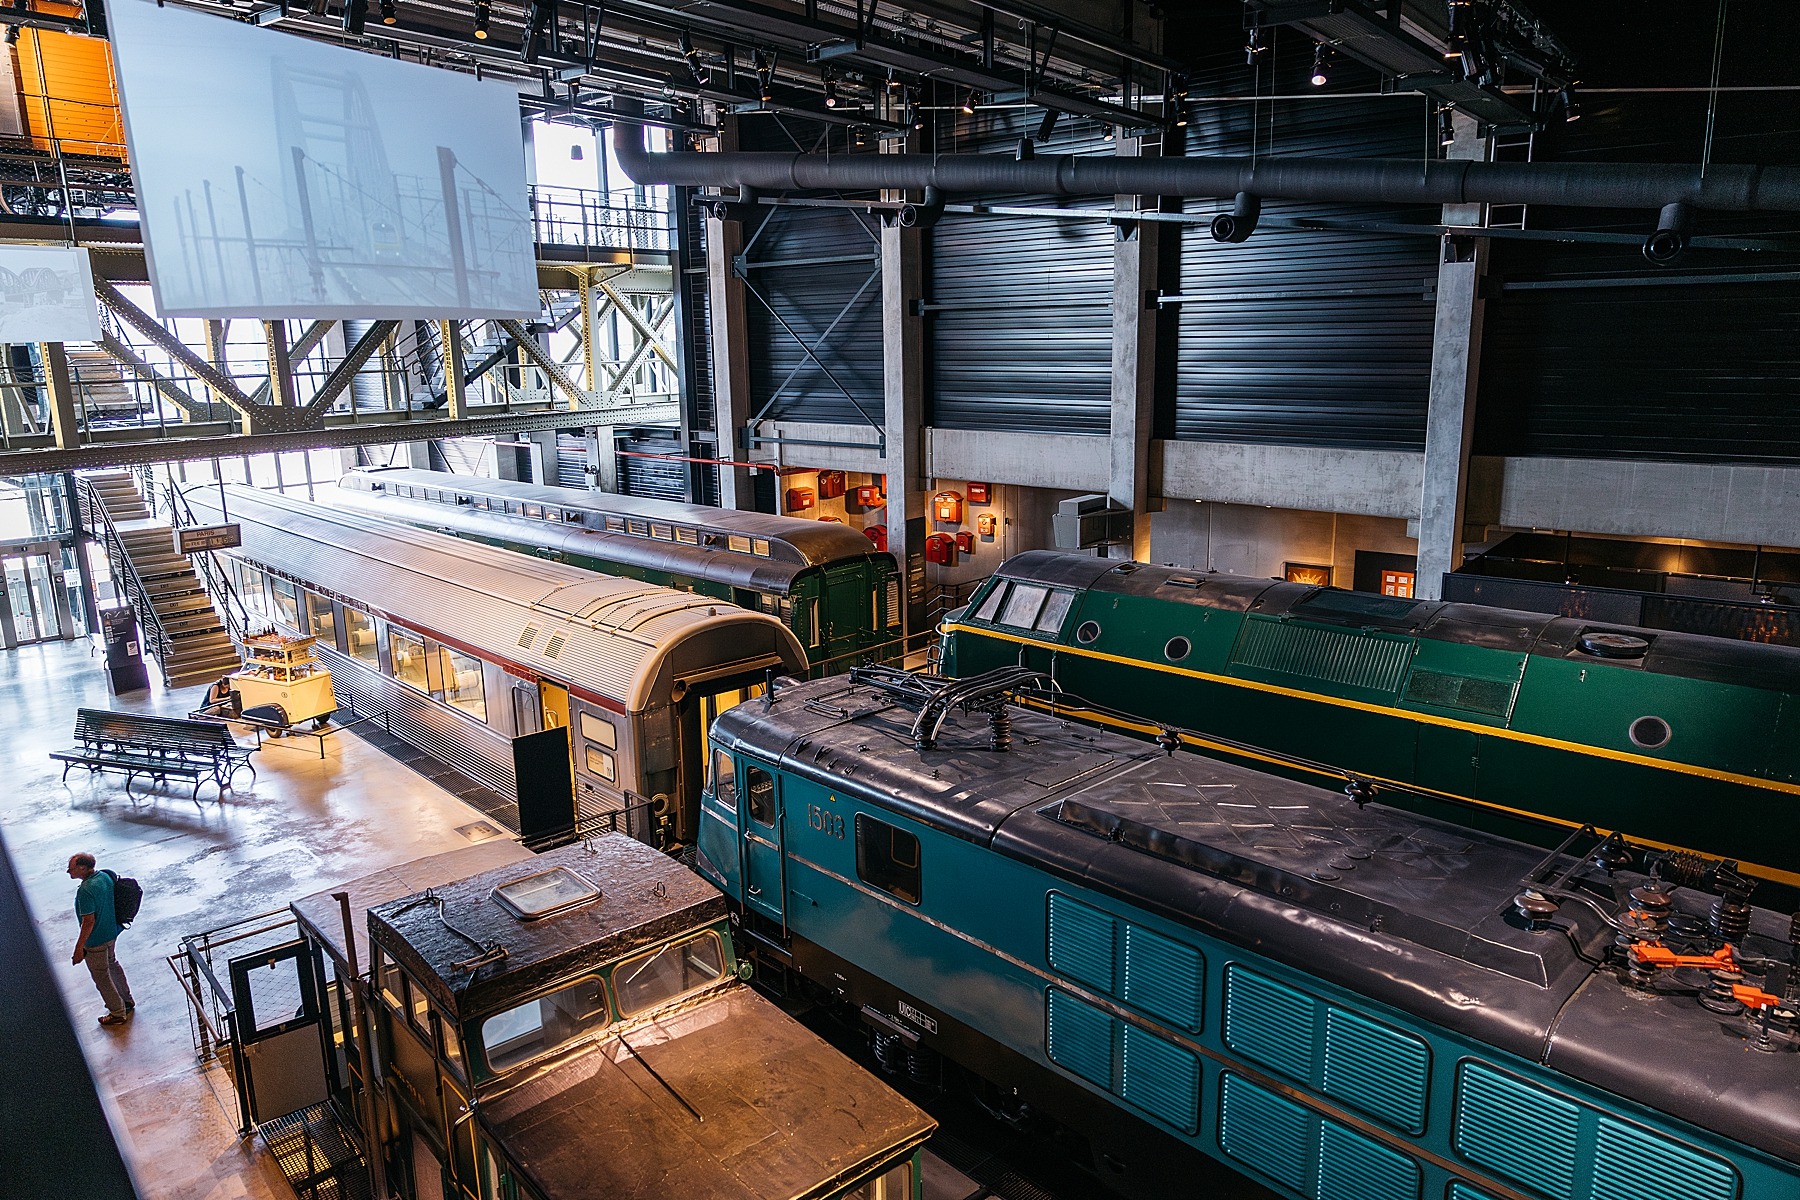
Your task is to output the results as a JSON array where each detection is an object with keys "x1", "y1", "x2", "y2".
[{"x1": 69, "y1": 852, "x2": 135, "y2": 1026}]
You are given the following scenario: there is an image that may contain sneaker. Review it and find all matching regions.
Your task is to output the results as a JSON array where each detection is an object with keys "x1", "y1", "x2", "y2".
[
  {"x1": 99, "y1": 1014, "x2": 129, "y2": 1027},
  {"x1": 125, "y1": 1003, "x2": 135, "y2": 1012}
]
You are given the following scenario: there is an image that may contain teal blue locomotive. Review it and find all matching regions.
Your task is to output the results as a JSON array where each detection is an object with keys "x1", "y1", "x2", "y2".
[
  {"x1": 700, "y1": 668, "x2": 1800, "y2": 1200},
  {"x1": 940, "y1": 552, "x2": 1800, "y2": 894}
]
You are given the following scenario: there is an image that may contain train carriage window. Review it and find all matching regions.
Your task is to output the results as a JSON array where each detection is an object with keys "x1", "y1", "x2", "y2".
[
  {"x1": 675, "y1": 527, "x2": 699, "y2": 545},
  {"x1": 584, "y1": 748, "x2": 617, "y2": 781},
  {"x1": 303, "y1": 590, "x2": 336, "y2": 643},
  {"x1": 480, "y1": 975, "x2": 611, "y2": 1074},
  {"x1": 236, "y1": 563, "x2": 271, "y2": 618},
  {"x1": 441, "y1": 1022, "x2": 466, "y2": 1080},
  {"x1": 727, "y1": 534, "x2": 752, "y2": 553},
  {"x1": 651, "y1": 522, "x2": 674, "y2": 540},
  {"x1": 856, "y1": 814, "x2": 922, "y2": 905},
  {"x1": 628, "y1": 519, "x2": 650, "y2": 536},
  {"x1": 604, "y1": 516, "x2": 627, "y2": 533},
  {"x1": 999, "y1": 583, "x2": 1049, "y2": 630},
  {"x1": 711, "y1": 749, "x2": 736, "y2": 802},
  {"x1": 343, "y1": 607, "x2": 379, "y2": 666},
  {"x1": 522, "y1": 504, "x2": 543, "y2": 519},
  {"x1": 438, "y1": 647, "x2": 488, "y2": 721},
  {"x1": 745, "y1": 766, "x2": 775, "y2": 826},
  {"x1": 613, "y1": 931, "x2": 726, "y2": 1017},
  {"x1": 752, "y1": 538, "x2": 771, "y2": 557},
  {"x1": 579, "y1": 712, "x2": 617, "y2": 750},
  {"x1": 1036, "y1": 590, "x2": 1076, "y2": 633},
  {"x1": 390, "y1": 629, "x2": 429, "y2": 691},
  {"x1": 270, "y1": 577, "x2": 302, "y2": 633},
  {"x1": 973, "y1": 583, "x2": 1008, "y2": 623}
]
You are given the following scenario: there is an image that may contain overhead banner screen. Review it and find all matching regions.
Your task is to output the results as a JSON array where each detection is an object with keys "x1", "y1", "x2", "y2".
[
  {"x1": 0, "y1": 245, "x2": 103, "y2": 343},
  {"x1": 108, "y1": 0, "x2": 538, "y2": 320}
]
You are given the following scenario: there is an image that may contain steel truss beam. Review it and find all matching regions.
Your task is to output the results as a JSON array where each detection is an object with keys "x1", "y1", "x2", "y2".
[
  {"x1": 496, "y1": 319, "x2": 588, "y2": 408},
  {"x1": 93, "y1": 280, "x2": 257, "y2": 414},
  {"x1": 306, "y1": 321, "x2": 402, "y2": 412},
  {"x1": 94, "y1": 333, "x2": 210, "y2": 420}
]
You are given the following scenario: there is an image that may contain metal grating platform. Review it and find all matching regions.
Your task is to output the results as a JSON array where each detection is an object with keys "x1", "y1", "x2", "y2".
[{"x1": 258, "y1": 1101, "x2": 374, "y2": 1200}]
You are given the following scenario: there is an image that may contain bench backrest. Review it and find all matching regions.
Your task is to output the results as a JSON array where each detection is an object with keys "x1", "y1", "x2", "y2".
[{"x1": 73, "y1": 708, "x2": 238, "y2": 752}]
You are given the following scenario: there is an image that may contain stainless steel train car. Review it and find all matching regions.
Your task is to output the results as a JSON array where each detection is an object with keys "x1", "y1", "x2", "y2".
[
  {"x1": 332, "y1": 468, "x2": 903, "y2": 672},
  {"x1": 183, "y1": 485, "x2": 806, "y2": 845}
]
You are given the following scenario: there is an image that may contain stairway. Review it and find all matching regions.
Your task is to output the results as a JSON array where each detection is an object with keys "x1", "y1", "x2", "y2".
[
  {"x1": 63, "y1": 349, "x2": 147, "y2": 421},
  {"x1": 81, "y1": 472, "x2": 243, "y2": 689}
]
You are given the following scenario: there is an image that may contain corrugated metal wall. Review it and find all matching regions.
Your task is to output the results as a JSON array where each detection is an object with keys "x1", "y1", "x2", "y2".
[
  {"x1": 733, "y1": 117, "x2": 883, "y2": 426},
  {"x1": 929, "y1": 111, "x2": 1116, "y2": 435},
  {"x1": 1473, "y1": 68, "x2": 1800, "y2": 465},
  {"x1": 1174, "y1": 52, "x2": 1435, "y2": 450},
  {"x1": 14, "y1": 29, "x2": 124, "y2": 159}
]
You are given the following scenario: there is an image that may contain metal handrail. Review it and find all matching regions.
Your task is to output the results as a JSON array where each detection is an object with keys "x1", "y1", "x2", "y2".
[
  {"x1": 77, "y1": 475, "x2": 176, "y2": 684},
  {"x1": 162, "y1": 478, "x2": 253, "y2": 642}
]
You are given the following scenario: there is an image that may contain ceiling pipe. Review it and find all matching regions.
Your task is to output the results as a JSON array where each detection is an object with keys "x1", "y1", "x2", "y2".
[{"x1": 612, "y1": 122, "x2": 1800, "y2": 215}]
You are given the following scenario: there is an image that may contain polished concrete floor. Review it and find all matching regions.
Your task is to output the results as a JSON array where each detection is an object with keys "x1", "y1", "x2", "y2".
[{"x1": 1, "y1": 640, "x2": 496, "y2": 1200}]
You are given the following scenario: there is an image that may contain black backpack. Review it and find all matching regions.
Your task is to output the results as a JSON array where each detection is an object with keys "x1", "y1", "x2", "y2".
[{"x1": 102, "y1": 869, "x2": 144, "y2": 928}]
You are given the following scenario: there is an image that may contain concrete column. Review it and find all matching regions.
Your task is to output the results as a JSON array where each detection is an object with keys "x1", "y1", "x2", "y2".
[
  {"x1": 39, "y1": 342, "x2": 79, "y2": 450},
  {"x1": 1107, "y1": 134, "x2": 1163, "y2": 562},
  {"x1": 704, "y1": 118, "x2": 755, "y2": 509},
  {"x1": 1415, "y1": 113, "x2": 1491, "y2": 600},
  {"x1": 438, "y1": 320, "x2": 467, "y2": 421},
  {"x1": 880, "y1": 183, "x2": 927, "y2": 637}
]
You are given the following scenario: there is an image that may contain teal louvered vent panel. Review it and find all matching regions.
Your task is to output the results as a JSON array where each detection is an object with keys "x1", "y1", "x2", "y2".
[
  {"x1": 1448, "y1": 1185, "x2": 1501, "y2": 1200},
  {"x1": 1046, "y1": 988, "x2": 1115, "y2": 1091},
  {"x1": 1590, "y1": 1117, "x2": 1739, "y2": 1200},
  {"x1": 1048, "y1": 892, "x2": 1117, "y2": 992},
  {"x1": 1455, "y1": 1063, "x2": 1580, "y2": 1200},
  {"x1": 1231, "y1": 618, "x2": 1412, "y2": 694},
  {"x1": 1123, "y1": 924, "x2": 1205, "y2": 1032},
  {"x1": 1120, "y1": 1024, "x2": 1200, "y2": 1134},
  {"x1": 1323, "y1": 1008, "x2": 1431, "y2": 1133},
  {"x1": 1318, "y1": 1120, "x2": 1422, "y2": 1200},
  {"x1": 1219, "y1": 1074, "x2": 1311, "y2": 1194},
  {"x1": 1223, "y1": 966, "x2": 1318, "y2": 1083}
]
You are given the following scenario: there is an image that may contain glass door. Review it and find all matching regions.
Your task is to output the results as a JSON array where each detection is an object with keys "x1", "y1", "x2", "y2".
[{"x1": 2, "y1": 553, "x2": 65, "y2": 645}]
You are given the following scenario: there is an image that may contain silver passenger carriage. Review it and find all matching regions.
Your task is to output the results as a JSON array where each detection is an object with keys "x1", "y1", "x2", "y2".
[{"x1": 184, "y1": 485, "x2": 806, "y2": 845}]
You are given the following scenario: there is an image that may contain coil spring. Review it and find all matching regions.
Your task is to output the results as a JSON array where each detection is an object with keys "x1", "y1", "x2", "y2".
[
  {"x1": 1711, "y1": 896, "x2": 1752, "y2": 946},
  {"x1": 871, "y1": 1031, "x2": 905, "y2": 1075},
  {"x1": 1657, "y1": 850, "x2": 1711, "y2": 889},
  {"x1": 904, "y1": 1045, "x2": 940, "y2": 1087},
  {"x1": 989, "y1": 707, "x2": 1012, "y2": 752}
]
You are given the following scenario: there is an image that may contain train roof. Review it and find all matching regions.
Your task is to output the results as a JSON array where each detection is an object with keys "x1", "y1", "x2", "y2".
[
  {"x1": 184, "y1": 486, "x2": 806, "y2": 711},
  {"x1": 292, "y1": 840, "x2": 535, "y2": 973},
  {"x1": 480, "y1": 984, "x2": 934, "y2": 1200},
  {"x1": 369, "y1": 835, "x2": 724, "y2": 1018},
  {"x1": 339, "y1": 468, "x2": 894, "y2": 573},
  {"x1": 988, "y1": 550, "x2": 1800, "y2": 692},
  {"x1": 713, "y1": 674, "x2": 1800, "y2": 1162}
]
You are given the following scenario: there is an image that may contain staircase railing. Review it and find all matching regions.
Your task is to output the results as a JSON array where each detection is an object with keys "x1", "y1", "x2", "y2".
[
  {"x1": 77, "y1": 476, "x2": 176, "y2": 686},
  {"x1": 160, "y1": 477, "x2": 254, "y2": 646}
]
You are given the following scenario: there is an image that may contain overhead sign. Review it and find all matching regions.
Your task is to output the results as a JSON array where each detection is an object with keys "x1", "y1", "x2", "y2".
[
  {"x1": 108, "y1": 0, "x2": 538, "y2": 320},
  {"x1": 175, "y1": 524, "x2": 243, "y2": 555},
  {"x1": 0, "y1": 245, "x2": 102, "y2": 343}
]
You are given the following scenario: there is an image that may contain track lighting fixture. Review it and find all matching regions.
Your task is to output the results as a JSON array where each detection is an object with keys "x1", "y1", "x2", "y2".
[
  {"x1": 677, "y1": 31, "x2": 709, "y2": 85},
  {"x1": 959, "y1": 89, "x2": 976, "y2": 115},
  {"x1": 823, "y1": 70, "x2": 839, "y2": 108},
  {"x1": 1245, "y1": 27, "x2": 1266, "y2": 67},
  {"x1": 472, "y1": 0, "x2": 489, "y2": 40},
  {"x1": 1438, "y1": 106, "x2": 1456, "y2": 149},
  {"x1": 753, "y1": 49, "x2": 775, "y2": 105},
  {"x1": 1309, "y1": 43, "x2": 1329, "y2": 87},
  {"x1": 379, "y1": 0, "x2": 396, "y2": 23},
  {"x1": 1557, "y1": 84, "x2": 1581, "y2": 123}
]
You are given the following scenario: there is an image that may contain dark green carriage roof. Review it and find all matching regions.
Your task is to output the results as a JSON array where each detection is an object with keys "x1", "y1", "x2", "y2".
[{"x1": 368, "y1": 834, "x2": 725, "y2": 1019}]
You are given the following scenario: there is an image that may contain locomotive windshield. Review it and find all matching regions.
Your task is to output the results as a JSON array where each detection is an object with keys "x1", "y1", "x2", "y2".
[{"x1": 613, "y1": 931, "x2": 726, "y2": 1016}]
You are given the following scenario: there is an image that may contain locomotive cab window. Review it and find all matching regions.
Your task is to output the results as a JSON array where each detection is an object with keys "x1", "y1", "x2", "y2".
[
  {"x1": 613, "y1": 931, "x2": 727, "y2": 1017},
  {"x1": 999, "y1": 583, "x2": 1049, "y2": 629},
  {"x1": 710, "y1": 749, "x2": 737, "y2": 801},
  {"x1": 745, "y1": 765, "x2": 775, "y2": 826},
  {"x1": 856, "y1": 814, "x2": 921, "y2": 905},
  {"x1": 479, "y1": 975, "x2": 611, "y2": 1074}
]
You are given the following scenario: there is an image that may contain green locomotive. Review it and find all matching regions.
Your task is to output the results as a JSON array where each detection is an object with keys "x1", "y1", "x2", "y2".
[
  {"x1": 335, "y1": 468, "x2": 903, "y2": 675},
  {"x1": 940, "y1": 551, "x2": 1800, "y2": 892}
]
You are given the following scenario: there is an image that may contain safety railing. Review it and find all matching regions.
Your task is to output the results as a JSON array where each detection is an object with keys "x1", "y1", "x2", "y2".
[
  {"x1": 528, "y1": 184, "x2": 670, "y2": 251},
  {"x1": 160, "y1": 476, "x2": 255, "y2": 645},
  {"x1": 76, "y1": 475, "x2": 176, "y2": 684}
]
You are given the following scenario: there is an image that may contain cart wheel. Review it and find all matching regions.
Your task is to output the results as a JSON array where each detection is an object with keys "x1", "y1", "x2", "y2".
[{"x1": 311, "y1": 716, "x2": 330, "y2": 731}]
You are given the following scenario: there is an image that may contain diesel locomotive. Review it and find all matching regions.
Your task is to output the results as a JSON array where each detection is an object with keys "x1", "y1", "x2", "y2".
[
  {"x1": 698, "y1": 667, "x2": 1800, "y2": 1200},
  {"x1": 332, "y1": 468, "x2": 903, "y2": 674},
  {"x1": 940, "y1": 551, "x2": 1800, "y2": 892}
]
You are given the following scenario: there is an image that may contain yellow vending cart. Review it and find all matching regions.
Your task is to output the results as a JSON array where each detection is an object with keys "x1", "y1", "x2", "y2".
[{"x1": 232, "y1": 632, "x2": 337, "y2": 730}]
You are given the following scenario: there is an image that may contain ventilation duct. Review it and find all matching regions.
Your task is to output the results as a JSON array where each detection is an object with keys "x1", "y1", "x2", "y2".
[{"x1": 613, "y1": 125, "x2": 1800, "y2": 216}]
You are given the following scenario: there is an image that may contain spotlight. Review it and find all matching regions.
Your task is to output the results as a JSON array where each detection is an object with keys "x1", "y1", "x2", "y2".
[
  {"x1": 1557, "y1": 84, "x2": 1581, "y2": 123},
  {"x1": 570, "y1": 143, "x2": 584, "y2": 161},
  {"x1": 1309, "y1": 44, "x2": 1329, "y2": 87},
  {"x1": 1438, "y1": 107, "x2": 1456, "y2": 149},
  {"x1": 959, "y1": 89, "x2": 976, "y2": 115},
  {"x1": 379, "y1": 0, "x2": 396, "y2": 22},
  {"x1": 824, "y1": 75, "x2": 839, "y2": 108},
  {"x1": 1244, "y1": 26, "x2": 1266, "y2": 67},
  {"x1": 851, "y1": 126, "x2": 868, "y2": 149},
  {"x1": 678, "y1": 31, "x2": 709, "y2": 85},
  {"x1": 1643, "y1": 201, "x2": 1692, "y2": 266},
  {"x1": 907, "y1": 87, "x2": 925, "y2": 131},
  {"x1": 472, "y1": 0, "x2": 489, "y2": 39},
  {"x1": 753, "y1": 49, "x2": 775, "y2": 104}
]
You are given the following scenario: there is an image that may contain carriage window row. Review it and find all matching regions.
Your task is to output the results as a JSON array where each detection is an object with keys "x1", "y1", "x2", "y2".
[{"x1": 229, "y1": 559, "x2": 486, "y2": 723}]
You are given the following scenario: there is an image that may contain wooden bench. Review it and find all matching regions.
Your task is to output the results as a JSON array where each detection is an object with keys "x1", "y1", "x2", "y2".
[{"x1": 50, "y1": 708, "x2": 256, "y2": 802}]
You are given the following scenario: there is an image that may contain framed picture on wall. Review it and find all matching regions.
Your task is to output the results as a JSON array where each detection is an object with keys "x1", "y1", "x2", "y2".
[{"x1": 1285, "y1": 562, "x2": 1332, "y2": 587}]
